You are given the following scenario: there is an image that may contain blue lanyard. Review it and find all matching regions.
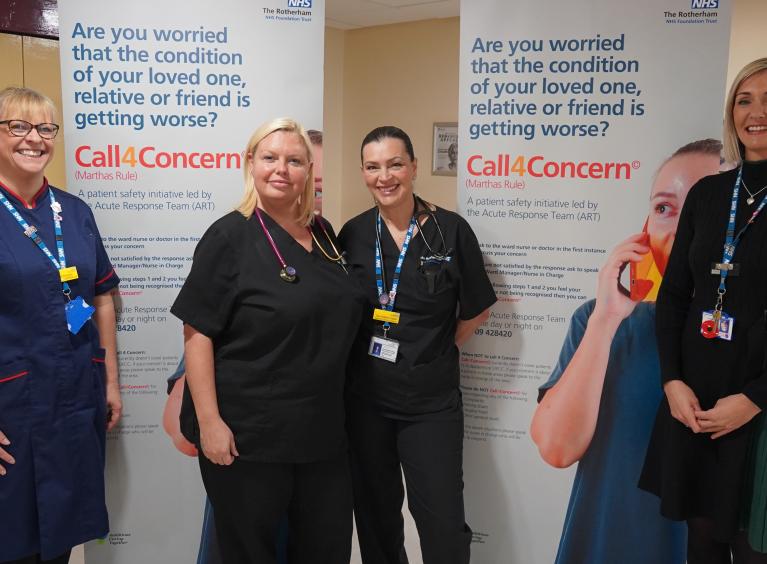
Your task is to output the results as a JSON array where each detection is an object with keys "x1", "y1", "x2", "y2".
[
  {"x1": 0, "y1": 188, "x2": 71, "y2": 296},
  {"x1": 375, "y1": 211, "x2": 417, "y2": 331},
  {"x1": 714, "y1": 166, "x2": 767, "y2": 309}
]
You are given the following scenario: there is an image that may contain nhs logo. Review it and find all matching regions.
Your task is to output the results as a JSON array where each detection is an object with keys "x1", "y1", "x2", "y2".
[
  {"x1": 691, "y1": 0, "x2": 718, "y2": 8},
  {"x1": 288, "y1": 0, "x2": 312, "y2": 7}
]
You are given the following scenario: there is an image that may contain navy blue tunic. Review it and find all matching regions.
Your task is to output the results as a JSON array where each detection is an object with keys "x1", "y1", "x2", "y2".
[{"x1": 0, "y1": 181, "x2": 118, "y2": 561}]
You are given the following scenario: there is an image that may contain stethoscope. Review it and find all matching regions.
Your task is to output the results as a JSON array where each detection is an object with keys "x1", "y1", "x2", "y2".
[
  {"x1": 375, "y1": 195, "x2": 452, "y2": 294},
  {"x1": 412, "y1": 195, "x2": 450, "y2": 263},
  {"x1": 255, "y1": 207, "x2": 347, "y2": 283}
]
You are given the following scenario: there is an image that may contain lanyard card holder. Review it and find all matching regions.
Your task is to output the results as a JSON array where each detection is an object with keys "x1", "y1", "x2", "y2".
[
  {"x1": 368, "y1": 335, "x2": 399, "y2": 363},
  {"x1": 65, "y1": 296, "x2": 95, "y2": 334}
]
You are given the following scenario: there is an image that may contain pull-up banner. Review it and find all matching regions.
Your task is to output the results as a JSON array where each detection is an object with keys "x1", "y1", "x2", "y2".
[
  {"x1": 458, "y1": 1, "x2": 730, "y2": 562},
  {"x1": 57, "y1": 1, "x2": 324, "y2": 562}
]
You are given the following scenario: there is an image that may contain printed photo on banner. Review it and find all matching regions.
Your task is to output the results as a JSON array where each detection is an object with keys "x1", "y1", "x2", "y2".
[{"x1": 530, "y1": 138, "x2": 724, "y2": 564}]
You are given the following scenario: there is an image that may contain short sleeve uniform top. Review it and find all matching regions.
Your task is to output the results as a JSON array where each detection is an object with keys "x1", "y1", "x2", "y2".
[
  {"x1": 338, "y1": 206, "x2": 496, "y2": 417},
  {"x1": 171, "y1": 211, "x2": 365, "y2": 464},
  {"x1": 538, "y1": 301, "x2": 686, "y2": 564},
  {"x1": 0, "y1": 181, "x2": 119, "y2": 561}
]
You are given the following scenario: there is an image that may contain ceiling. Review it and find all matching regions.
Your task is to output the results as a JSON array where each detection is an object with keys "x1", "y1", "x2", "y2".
[{"x1": 326, "y1": 0, "x2": 459, "y2": 30}]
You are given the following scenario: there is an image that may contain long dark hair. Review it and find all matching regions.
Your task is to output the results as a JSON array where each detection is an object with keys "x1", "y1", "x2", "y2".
[{"x1": 360, "y1": 126, "x2": 415, "y2": 162}]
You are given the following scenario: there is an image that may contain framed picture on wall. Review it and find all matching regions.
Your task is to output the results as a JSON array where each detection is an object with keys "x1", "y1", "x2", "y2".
[{"x1": 432, "y1": 122, "x2": 458, "y2": 177}]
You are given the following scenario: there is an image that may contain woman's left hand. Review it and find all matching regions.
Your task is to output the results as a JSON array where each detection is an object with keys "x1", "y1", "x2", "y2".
[
  {"x1": 106, "y1": 380, "x2": 122, "y2": 431},
  {"x1": 695, "y1": 394, "x2": 761, "y2": 439}
]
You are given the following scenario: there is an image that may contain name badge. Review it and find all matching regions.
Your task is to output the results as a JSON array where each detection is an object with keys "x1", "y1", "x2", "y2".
[
  {"x1": 710, "y1": 262, "x2": 740, "y2": 276},
  {"x1": 59, "y1": 266, "x2": 79, "y2": 282},
  {"x1": 373, "y1": 308, "x2": 400, "y2": 324},
  {"x1": 368, "y1": 335, "x2": 399, "y2": 363}
]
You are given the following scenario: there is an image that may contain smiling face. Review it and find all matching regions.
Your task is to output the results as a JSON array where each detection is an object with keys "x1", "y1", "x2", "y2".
[
  {"x1": 361, "y1": 137, "x2": 417, "y2": 213},
  {"x1": 0, "y1": 108, "x2": 56, "y2": 191},
  {"x1": 647, "y1": 152, "x2": 721, "y2": 273},
  {"x1": 733, "y1": 69, "x2": 767, "y2": 161},
  {"x1": 248, "y1": 130, "x2": 311, "y2": 213}
]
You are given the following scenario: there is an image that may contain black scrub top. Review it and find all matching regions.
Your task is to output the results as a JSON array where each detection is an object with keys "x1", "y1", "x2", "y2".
[
  {"x1": 171, "y1": 210, "x2": 365, "y2": 463},
  {"x1": 338, "y1": 206, "x2": 496, "y2": 417}
]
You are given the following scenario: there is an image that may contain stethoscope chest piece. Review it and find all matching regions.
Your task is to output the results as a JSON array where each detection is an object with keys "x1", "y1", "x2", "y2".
[{"x1": 280, "y1": 266, "x2": 297, "y2": 283}]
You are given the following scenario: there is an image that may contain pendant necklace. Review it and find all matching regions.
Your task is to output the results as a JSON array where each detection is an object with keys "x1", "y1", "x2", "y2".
[
  {"x1": 254, "y1": 207, "x2": 297, "y2": 283},
  {"x1": 741, "y1": 178, "x2": 767, "y2": 206}
]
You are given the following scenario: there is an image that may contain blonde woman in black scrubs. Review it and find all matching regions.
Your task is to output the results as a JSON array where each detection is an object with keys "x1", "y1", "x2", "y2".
[{"x1": 172, "y1": 118, "x2": 364, "y2": 564}]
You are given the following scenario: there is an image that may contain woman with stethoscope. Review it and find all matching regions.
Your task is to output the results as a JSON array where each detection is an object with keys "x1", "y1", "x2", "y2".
[
  {"x1": 171, "y1": 117, "x2": 364, "y2": 564},
  {"x1": 338, "y1": 126, "x2": 496, "y2": 564}
]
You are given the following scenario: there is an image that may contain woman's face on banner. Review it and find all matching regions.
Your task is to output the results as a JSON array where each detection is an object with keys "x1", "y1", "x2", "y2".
[
  {"x1": 361, "y1": 137, "x2": 417, "y2": 211},
  {"x1": 647, "y1": 152, "x2": 720, "y2": 273},
  {"x1": 733, "y1": 69, "x2": 767, "y2": 162},
  {"x1": 249, "y1": 130, "x2": 310, "y2": 210}
]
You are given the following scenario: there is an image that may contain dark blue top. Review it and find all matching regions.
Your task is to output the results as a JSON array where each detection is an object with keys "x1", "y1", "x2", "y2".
[
  {"x1": 539, "y1": 300, "x2": 686, "y2": 564},
  {"x1": 0, "y1": 181, "x2": 118, "y2": 561}
]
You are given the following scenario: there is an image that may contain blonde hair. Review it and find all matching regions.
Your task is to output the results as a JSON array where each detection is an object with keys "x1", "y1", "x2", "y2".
[
  {"x1": 0, "y1": 87, "x2": 58, "y2": 123},
  {"x1": 236, "y1": 117, "x2": 315, "y2": 226},
  {"x1": 723, "y1": 58, "x2": 767, "y2": 164}
]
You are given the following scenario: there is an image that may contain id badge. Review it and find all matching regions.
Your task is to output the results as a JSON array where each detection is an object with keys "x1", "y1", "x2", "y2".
[
  {"x1": 65, "y1": 296, "x2": 95, "y2": 334},
  {"x1": 368, "y1": 335, "x2": 399, "y2": 363},
  {"x1": 701, "y1": 310, "x2": 734, "y2": 341}
]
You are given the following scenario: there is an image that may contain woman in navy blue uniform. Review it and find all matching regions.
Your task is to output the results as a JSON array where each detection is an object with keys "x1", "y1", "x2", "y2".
[
  {"x1": 0, "y1": 88, "x2": 121, "y2": 564},
  {"x1": 339, "y1": 126, "x2": 496, "y2": 564},
  {"x1": 172, "y1": 118, "x2": 363, "y2": 564}
]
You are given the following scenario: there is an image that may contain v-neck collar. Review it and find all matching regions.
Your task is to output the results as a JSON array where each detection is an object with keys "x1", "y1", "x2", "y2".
[{"x1": 0, "y1": 178, "x2": 48, "y2": 210}]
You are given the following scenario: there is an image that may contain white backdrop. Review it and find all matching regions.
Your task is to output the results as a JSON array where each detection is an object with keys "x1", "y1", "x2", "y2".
[
  {"x1": 57, "y1": 1, "x2": 325, "y2": 561},
  {"x1": 457, "y1": 0, "x2": 731, "y2": 562}
]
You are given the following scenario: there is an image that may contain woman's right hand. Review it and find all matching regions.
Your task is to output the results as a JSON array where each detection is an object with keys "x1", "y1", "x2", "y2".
[
  {"x1": 162, "y1": 376, "x2": 199, "y2": 457},
  {"x1": 592, "y1": 232, "x2": 650, "y2": 324},
  {"x1": 0, "y1": 429, "x2": 14, "y2": 476},
  {"x1": 664, "y1": 379, "x2": 702, "y2": 432},
  {"x1": 199, "y1": 417, "x2": 239, "y2": 465}
]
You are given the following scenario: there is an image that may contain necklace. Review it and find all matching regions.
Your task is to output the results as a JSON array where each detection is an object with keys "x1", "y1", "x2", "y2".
[
  {"x1": 309, "y1": 218, "x2": 348, "y2": 274},
  {"x1": 741, "y1": 178, "x2": 767, "y2": 206},
  {"x1": 254, "y1": 207, "x2": 297, "y2": 282}
]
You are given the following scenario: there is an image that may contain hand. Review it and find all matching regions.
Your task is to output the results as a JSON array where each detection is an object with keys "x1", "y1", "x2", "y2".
[
  {"x1": 105, "y1": 380, "x2": 123, "y2": 431},
  {"x1": 0, "y1": 429, "x2": 13, "y2": 476},
  {"x1": 695, "y1": 394, "x2": 761, "y2": 439},
  {"x1": 163, "y1": 377, "x2": 199, "y2": 457},
  {"x1": 592, "y1": 233, "x2": 650, "y2": 324},
  {"x1": 664, "y1": 379, "x2": 702, "y2": 432},
  {"x1": 199, "y1": 417, "x2": 239, "y2": 465}
]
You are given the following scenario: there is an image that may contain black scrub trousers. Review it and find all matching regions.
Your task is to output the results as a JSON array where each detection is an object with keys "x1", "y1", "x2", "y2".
[
  {"x1": 171, "y1": 211, "x2": 364, "y2": 564},
  {"x1": 339, "y1": 206, "x2": 496, "y2": 564}
]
